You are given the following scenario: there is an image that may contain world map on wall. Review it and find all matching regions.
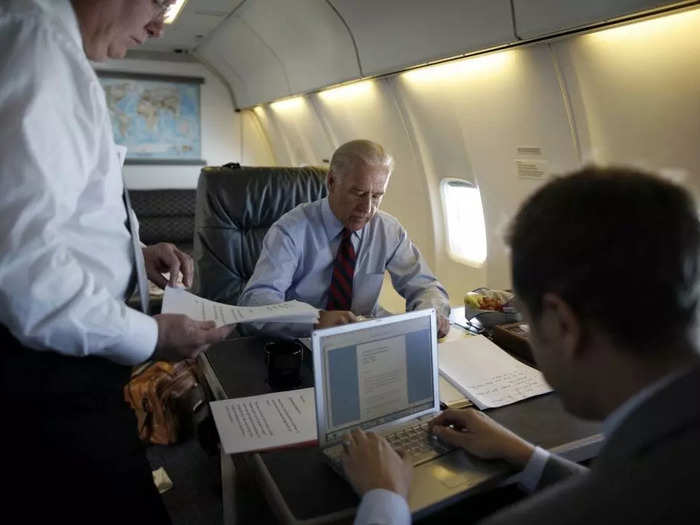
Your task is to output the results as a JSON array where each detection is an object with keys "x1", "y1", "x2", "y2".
[{"x1": 100, "y1": 76, "x2": 202, "y2": 160}]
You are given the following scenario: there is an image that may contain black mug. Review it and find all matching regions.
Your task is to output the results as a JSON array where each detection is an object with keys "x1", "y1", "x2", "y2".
[{"x1": 264, "y1": 340, "x2": 303, "y2": 391}]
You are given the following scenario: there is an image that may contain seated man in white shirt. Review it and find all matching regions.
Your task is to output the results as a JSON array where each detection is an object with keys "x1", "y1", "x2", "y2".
[
  {"x1": 342, "y1": 166, "x2": 700, "y2": 525},
  {"x1": 238, "y1": 139, "x2": 451, "y2": 338}
]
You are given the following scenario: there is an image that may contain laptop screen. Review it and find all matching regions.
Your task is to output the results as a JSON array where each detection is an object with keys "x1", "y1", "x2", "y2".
[{"x1": 313, "y1": 310, "x2": 437, "y2": 445}]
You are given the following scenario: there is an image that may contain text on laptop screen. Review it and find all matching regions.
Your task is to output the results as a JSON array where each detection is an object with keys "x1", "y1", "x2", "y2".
[{"x1": 320, "y1": 314, "x2": 434, "y2": 443}]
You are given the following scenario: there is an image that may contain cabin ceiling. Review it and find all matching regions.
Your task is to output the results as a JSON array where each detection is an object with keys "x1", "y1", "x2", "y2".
[
  {"x1": 137, "y1": 0, "x2": 238, "y2": 53},
  {"x1": 133, "y1": 0, "x2": 693, "y2": 108}
]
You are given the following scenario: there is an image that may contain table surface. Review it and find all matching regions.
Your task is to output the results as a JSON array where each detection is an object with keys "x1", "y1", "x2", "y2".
[{"x1": 203, "y1": 333, "x2": 602, "y2": 523}]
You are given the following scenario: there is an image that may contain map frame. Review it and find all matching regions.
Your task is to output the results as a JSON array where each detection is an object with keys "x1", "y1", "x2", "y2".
[{"x1": 97, "y1": 71, "x2": 206, "y2": 166}]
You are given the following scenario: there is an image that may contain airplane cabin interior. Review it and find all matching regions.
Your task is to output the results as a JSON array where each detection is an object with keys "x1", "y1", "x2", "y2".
[{"x1": 3, "y1": 0, "x2": 700, "y2": 524}]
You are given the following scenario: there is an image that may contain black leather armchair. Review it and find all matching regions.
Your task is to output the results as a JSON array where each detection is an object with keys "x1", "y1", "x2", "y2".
[
  {"x1": 130, "y1": 189, "x2": 196, "y2": 254},
  {"x1": 192, "y1": 164, "x2": 328, "y2": 305}
]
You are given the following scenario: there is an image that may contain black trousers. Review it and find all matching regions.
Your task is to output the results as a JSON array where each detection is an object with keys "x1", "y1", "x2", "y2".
[{"x1": 1, "y1": 326, "x2": 171, "y2": 524}]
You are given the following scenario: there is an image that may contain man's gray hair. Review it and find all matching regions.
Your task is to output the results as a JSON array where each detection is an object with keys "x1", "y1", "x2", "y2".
[{"x1": 329, "y1": 140, "x2": 394, "y2": 179}]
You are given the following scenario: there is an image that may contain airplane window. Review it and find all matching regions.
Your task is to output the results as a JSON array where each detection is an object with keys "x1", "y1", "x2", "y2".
[{"x1": 440, "y1": 179, "x2": 487, "y2": 267}]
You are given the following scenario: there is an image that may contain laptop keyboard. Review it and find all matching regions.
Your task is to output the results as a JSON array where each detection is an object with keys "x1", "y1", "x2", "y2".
[
  {"x1": 323, "y1": 421, "x2": 454, "y2": 473},
  {"x1": 385, "y1": 421, "x2": 454, "y2": 464}
]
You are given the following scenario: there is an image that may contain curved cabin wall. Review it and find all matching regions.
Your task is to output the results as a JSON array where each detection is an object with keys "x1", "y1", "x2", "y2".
[{"x1": 233, "y1": 6, "x2": 700, "y2": 313}]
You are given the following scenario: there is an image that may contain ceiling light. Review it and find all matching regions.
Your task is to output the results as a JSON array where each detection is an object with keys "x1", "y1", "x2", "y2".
[
  {"x1": 270, "y1": 97, "x2": 304, "y2": 111},
  {"x1": 402, "y1": 51, "x2": 513, "y2": 84},
  {"x1": 318, "y1": 80, "x2": 374, "y2": 102},
  {"x1": 164, "y1": 0, "x2": 188, "y2": 25}
]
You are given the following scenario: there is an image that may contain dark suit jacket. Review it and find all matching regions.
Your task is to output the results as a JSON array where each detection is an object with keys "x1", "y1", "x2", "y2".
[{"x1": 482, "y1": 364, "x2": 700, "y2": 524}]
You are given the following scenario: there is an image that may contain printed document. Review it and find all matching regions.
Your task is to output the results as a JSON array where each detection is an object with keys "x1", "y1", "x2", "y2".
[
  {"x1": 439, "y1": 335, "x2": 552, "y2": 409},
  {"x1": 161, "y1": 287, "x2": 319, "y2": 326},
  {"x1": 210, "y1": 388, "x2": 317, "y2": 454},
  {"x1": 356, "y1": 336, "x2": 409, "y2": 421}
]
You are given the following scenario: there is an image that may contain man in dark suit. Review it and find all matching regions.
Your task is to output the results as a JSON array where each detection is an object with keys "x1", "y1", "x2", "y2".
[{"x1": 343, "y1": 166, "x2": 700, "y2": 524}]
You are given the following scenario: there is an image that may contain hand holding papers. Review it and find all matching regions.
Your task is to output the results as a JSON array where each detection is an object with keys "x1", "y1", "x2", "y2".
[
  {"x1": 210, "y1": 388, "x2": 317, "y2": 454},
  {"x1": 161, "y1": 287, "x2": 319, "y2": 326},
  {"x1": 439, "y1": 335, "x2": 552, "y2": 409}
]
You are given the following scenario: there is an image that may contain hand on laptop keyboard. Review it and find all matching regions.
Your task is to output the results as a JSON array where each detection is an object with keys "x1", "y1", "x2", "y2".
[
  {"x1": 429, "y1": 408, "x2": 535, "y2": 468},
  {"x1": 340, "y1": 429, "x2": 413, "y2": 499},
  {"x1": 384, "y1": 421, "x2": 454, "y2": 465}
]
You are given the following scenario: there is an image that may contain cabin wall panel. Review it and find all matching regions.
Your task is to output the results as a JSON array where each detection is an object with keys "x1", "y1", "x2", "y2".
[
  {"x1": 265, "y1": 99, "x2": 334, "y2": 167},
  {"x1": 391, "y1": 71, "x2": 488, "y2": 299},
  {"x1": 250, "y1": 105, "x2": 293, "y2": 166},
  {"x1": 553, "y1": 7, "x2": 700, "y2": 199},
  {"x1": 96, "y1": 58, "x2": 240, "y2": 189},
  {"x1": 240, "y1": 110, "x2": 277, "y2": 166},
  {"x1": 395, "y1": 46, "x2": 580, "y2": 296}
]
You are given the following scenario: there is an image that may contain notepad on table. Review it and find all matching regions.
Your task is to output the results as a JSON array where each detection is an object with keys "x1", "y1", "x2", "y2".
[
  {"x1": 439, "y1": 375, "x2": 473, "y2": 409},
  {"x1": 438, "y1": 335, "x2": 552, "y2": 410}
]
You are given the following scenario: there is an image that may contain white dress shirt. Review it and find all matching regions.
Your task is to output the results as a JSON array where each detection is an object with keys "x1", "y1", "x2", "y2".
[
  {"x1": 238, "y1": 197, "x2": 450, "y2": 338},
  {"x1": 0, "y1": 0, "x2": 157, "y2": 365}
]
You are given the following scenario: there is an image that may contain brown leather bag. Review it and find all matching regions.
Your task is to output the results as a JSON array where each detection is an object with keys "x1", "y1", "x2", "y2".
[{"x1": 124, "y1": 360, "x2": 207, "y2": 445}]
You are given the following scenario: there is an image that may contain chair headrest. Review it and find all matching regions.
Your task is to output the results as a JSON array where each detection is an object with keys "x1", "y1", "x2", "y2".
[{"x1": 196, "y1": 165, "x2": 328, "y2": 231}]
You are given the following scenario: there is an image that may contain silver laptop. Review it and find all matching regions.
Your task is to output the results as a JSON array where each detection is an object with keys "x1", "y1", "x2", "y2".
[{"x1": 311, "y1": 309, "x2": 508, "y2": 515}]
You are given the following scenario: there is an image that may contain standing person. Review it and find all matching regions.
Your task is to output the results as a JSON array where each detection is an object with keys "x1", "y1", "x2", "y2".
[
  {"x1": 0, "y1": 1, "x2": 231, "y2": 523},
  {"x1": 342, "y1": 167, "x2": 700, "y2": 524},
  {"x1": 238, "y1": 139, "x2": 451, "y2": 339}
]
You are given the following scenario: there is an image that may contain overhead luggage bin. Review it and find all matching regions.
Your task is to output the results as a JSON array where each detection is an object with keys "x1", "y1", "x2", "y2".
[
  {"x1": 330, "y1": 0, "x2": 515, "y2": 77},
  {"x1": 512, "y1": 0, "x2": 688, "y2": 40}
]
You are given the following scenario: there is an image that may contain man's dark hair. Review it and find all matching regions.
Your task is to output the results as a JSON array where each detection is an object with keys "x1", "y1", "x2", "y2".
[{"x1": 508, "y1": 166, "x2": 700, "y2": 350}]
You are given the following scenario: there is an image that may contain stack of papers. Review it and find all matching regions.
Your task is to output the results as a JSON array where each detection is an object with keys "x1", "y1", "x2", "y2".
[
  {"x1": 210, "y1": 388, "x2": 317, "y2": 454},
  {"x1": 439, "y1": 376, "x2": 473, "y2": 409},
  {"x1": 439, "y1": 335, "x2": 552, "y2": 410},
  {"x1": 161, "y1": 287, "x2": 319, "y2": 326}
]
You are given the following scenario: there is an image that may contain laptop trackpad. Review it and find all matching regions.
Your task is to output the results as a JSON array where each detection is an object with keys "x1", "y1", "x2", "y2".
[{"x1": 408, "y1": 450, "x2": 509, "y2": 514}]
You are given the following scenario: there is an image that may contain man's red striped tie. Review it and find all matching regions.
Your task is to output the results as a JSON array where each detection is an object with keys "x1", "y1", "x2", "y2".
[{"x1": 326, "y1": 228, "x2": 356, "y2": 311}]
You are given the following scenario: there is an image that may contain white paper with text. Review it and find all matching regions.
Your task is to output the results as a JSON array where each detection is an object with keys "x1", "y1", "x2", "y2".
[
  {"x1": 438, "y1": 335, "x2": 552, "y2": 409},
  {"x1": 356, "y1": 336, "x2": 409, "y2": 421},
  {"x1": 210, "y1": 388, "x2": 317, "y2": 454},
  {"x1": 161, "y1": 287, "x2": 319, "y2": 326}
]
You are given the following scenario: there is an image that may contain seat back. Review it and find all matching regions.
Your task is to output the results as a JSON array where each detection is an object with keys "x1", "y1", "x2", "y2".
[
  {"x1": 193, "y1": 164, "x2": 328, "y2": 305},
  {"x1": 130, "y1": 189, "x2": 196, "y2": 254}
]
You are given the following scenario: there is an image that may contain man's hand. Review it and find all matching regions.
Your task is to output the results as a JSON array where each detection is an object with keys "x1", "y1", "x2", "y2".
[
  {"x1": 152, "y1": 314, "x2": 233, "y2": 362},
  {"x1": 429, "y1": 409, "x2": 535, "y2": 468},
  {"x1": 437, "y1": 315, "x2": 450, "y2": 338},
  {"x1": 341, "y1": 429, "x2": 413, "y2": 499},
  {"x1": 142, "y1": 242, "x2": 194, "y2": 288},
  {"x1": 315, "y1": 310, "x2": 358, "y2": 329}
]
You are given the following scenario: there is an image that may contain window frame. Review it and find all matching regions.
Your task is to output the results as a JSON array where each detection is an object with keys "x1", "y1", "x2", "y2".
[{"x1": 439, "y1": 178, "x2": 487, "y2": 268}]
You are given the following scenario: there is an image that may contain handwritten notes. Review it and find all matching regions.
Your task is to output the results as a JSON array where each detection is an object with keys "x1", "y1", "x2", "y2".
[
  {"x1": 161, "y1": 287, "x2": 319, "y2": 326},
  {"x1": 438, "y1": 335, "x2": 552, "y2": 409},
  {"x1": 210, "y1": 388, "x2": 317, "y2": 454}
]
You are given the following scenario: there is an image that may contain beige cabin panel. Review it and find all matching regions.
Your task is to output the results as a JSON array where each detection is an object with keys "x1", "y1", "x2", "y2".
[
  {"x1": 512, "y1": 0, "x2": 684, "y2": 39},
  {"x1": 553, "y1": 7, "x2": 700, "y2": 199},
  {"x1": 331, "y1": 0, "x2": 515, "y2": 76}
]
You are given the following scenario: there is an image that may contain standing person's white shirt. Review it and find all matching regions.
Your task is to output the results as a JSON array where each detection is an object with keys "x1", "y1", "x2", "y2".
[{"x1": 0, "y1": 0, "x2": 156, "y2": 365}]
